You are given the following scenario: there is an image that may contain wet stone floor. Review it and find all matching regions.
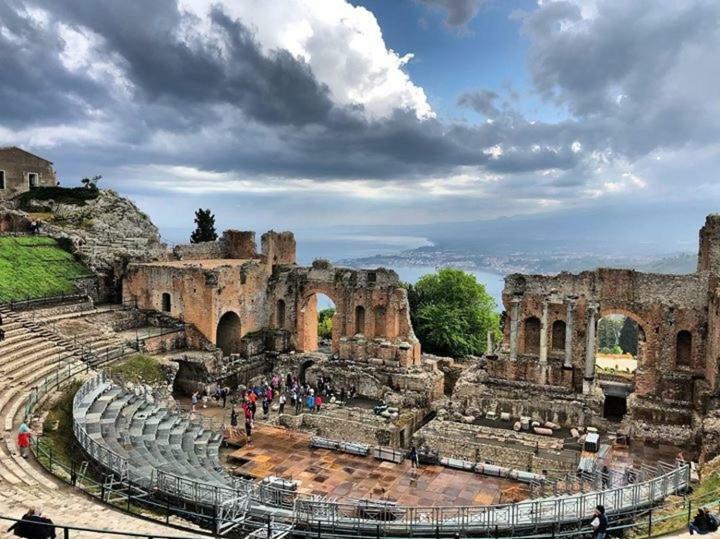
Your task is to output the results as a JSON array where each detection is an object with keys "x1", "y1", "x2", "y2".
[{"x1": 224, "y1": 424, "x2": 528, "y2": 506}]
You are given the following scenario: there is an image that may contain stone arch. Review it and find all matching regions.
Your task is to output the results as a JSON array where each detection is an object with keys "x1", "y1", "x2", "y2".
[
  {"x1": 676, "y1": 330, "x2": 692, "y2": 367},
  {"x1": 216, "y1": 311, "x2": 242, "y2": 356},
  {"x1": 276, "y1": 299, "x2": 286, "y2": 329},
  {"x1": 523, "y1": 317, "x2": 541, "y2": 355},
  {"x1": 551, "y1": 320, "x2": 566, "y2": 351},
  {"x1": 355, "y1": 305, "x2": 366, "y2": 335},
  {"x1": 598, "y1": 307, "x2": 650, "y2": 369},
  {"x1": 296, "y1": 287, "x2": 342, "y2": 353},
  {"x1": 299, "y1": 359, "x2": 314, "y2": 384}
]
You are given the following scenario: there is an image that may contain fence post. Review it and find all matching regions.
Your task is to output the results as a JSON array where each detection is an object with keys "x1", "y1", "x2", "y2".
[
  {"x1": 63, "y1": 527, "x2": 70, "y2": 539},
  {"x1": 648, "y1": 508, "x2": 653, "y2": 538}
]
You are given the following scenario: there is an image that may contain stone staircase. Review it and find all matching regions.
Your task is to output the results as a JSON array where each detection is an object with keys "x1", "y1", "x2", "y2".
[{"x1": 0, "y1": 306, "x2": 203, "y2": 537}]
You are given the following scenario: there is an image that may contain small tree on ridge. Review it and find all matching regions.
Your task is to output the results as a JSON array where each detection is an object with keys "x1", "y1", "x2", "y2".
[{"x1": 190, "y1": 208, "x2": 218, "y2": 243}]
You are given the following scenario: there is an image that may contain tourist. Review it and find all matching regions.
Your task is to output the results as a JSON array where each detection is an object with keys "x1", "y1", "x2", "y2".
[
  {"x1": 247, "y1": 390, "x2": 257, "y2": 418},
  {"x1": 306, "y1": 393, "x2": 315, "y2": 412},
  {"x1": 17, "y1": 422, "x2": 31, "y2": 458},
  {"x1": 191, "y1": 391, "x2": 199, "y2": 412},
  {"x1": 230, "y1": 407, "x2": 238, "y2": 428},
  {"x1": 0, "y1": 327, "x2": 5, "y2": 342},
  {"x1": 688, "y1": 507, "x2": 718, "y2": 535},
  {"x1": 7, "y1": 508, "x2": 35, "y2": 537},
  {"x1": 340, "y1": 387, "x2": 346, "y2": 405},
  {"x1": 601, "y1": 465, "x2": 610, "y2": 489},
  {"x1": 409, "y1": 446, "x2": 419, "y2": 469},
  {"x1": 590, "y1": 505, "x2": 608, "y2": 539},
  {"x1": 245, "y1": 415, "x2": 253, "y2": 444},
  {"x1": 279, "y1": 392, "x2": 286, "y2": 414},
  {"x1": 286, "y1": 372, "x2": 292, "y2": 389},
  {"x1": 262, "y1": 397, "x2": 270, "y2": 418},
  {"x1": 294, "y1": 389, "x2": 302, "y2": 414},
  {"x1": 315, "y1": 394, "x2": 323, "y2": 413}
]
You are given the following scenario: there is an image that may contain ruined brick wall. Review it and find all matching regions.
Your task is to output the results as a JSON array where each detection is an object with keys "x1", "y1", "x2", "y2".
[
  {"x1": 269, "y1": 261, "x2": 421, "y2": 367},
  {"x1": 706, "y1": 274, "x2": 720, "y2": 393},
  {"x1": 124, "y1": 230, "x2": 420, "y2": 366},
  {"x1": 498, "y1": 269, "x2": 709, "y2": 402},
  {"x1": 0, "y1": 147, "x2": 56, "y2": 198},
  {"x1": 698, "y1": 215, "x2": 720, "y2": 274}
]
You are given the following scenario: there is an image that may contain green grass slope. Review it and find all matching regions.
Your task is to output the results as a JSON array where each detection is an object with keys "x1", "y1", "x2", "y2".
[{"x1": 0, "y1": 235, "x2": 92, "y2": 302}]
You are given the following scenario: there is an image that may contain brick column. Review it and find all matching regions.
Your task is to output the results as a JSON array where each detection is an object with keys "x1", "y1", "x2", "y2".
[
  {"x1": 564, "y1": 298, "x2": 576, "y2": 369},
  {"x1": 509, "y1": 297, "x2": 521, "y2": 361},
  {"x1": 583, "y1": 302, "x2": 598, "y2": 394},
  {"x1": 539, "y1": 300, "x2": 549, "y2": 365}
]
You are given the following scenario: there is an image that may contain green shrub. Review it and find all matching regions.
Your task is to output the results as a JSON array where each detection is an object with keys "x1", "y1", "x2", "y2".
[
  {"x1": 16, "y1": 186, "x2": 99, "y2": 209},
  {"x1": 108, "y1": 355, "x2": 166, "y2": 386}
]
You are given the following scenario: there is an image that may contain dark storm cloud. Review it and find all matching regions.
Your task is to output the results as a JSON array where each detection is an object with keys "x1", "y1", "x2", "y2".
[
  {"x1": 416, "y1": 0, "x2": 486, "y2": 28},
  {"x1": 457, "y1": 90, "x2": 500, "y2": 118},
  {"x1": 1, "y1": 0, "x2": 719, "y2": 222},
  {"x1": 0, "y1": 1, "x2": 106, "y2": 126},
  {"x1": 30, "y1": 0, "x2": 334, "y2": 127}
]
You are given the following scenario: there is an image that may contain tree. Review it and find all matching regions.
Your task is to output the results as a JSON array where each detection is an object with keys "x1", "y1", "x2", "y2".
[
  {"x1": 407, "y1": 268, "x2": 500, "y2": 358},
  {"x1": 190, "y1": 208, "x2": 218, "y2": 243},
  {"x1": 81, "y1": 175, "x2": 102, "y2": 190},
  {"x1": 619, "y1": 316, "x2": 639, "y2": 356},
  {"x1": 318, "y1": 308, "x2": 335, "y2": 339},
  {"x1": 598, "y1": 317, "x2": 622, "y2": 351}
]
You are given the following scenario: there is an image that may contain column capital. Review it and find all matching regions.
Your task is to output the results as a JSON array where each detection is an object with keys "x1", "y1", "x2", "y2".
[
  {"x1": 565, "y1": 295, "x2": 578, "y2": 308},
  {"x1": 511, "y1": 295, "x2": 523, "y2": 305},
  {"x1": 586, "y1": 301, "x2": 599, "y2": 313}
]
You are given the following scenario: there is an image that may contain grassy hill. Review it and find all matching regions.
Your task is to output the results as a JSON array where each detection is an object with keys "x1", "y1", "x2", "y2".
[{"x1": 0, "y1": 236, "x2": 92, "y2": 303}]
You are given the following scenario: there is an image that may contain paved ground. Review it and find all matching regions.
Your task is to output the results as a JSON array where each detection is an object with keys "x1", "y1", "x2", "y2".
[{"x1": 225, "y1": 424, "x2": 528, "y2": 506}]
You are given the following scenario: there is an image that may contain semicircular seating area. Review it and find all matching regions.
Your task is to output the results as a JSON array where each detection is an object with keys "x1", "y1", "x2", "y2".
[{"x1": 74, "y1": 378, "x2": 230, "y2": 490}]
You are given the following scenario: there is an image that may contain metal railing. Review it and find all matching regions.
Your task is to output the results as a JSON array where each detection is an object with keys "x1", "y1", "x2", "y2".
[
  {"x1": 2, "y1": 292, "x2": 91, "y2": 311},
  {"x1": 71, "y1": 373, "x2": 692, "y2": 537}
]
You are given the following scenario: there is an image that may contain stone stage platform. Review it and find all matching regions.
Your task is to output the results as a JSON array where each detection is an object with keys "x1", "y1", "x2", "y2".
[{"x1": 225, "y1": 424, "x2": 528, "y2": 506}]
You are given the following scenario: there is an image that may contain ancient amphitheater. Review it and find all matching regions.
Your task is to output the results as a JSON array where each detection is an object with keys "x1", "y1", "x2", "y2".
[{"x1": 1, "y1": 194, "x2": 719, "y2": 537}]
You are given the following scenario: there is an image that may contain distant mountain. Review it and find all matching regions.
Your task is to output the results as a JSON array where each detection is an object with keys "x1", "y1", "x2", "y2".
[{"x1": 633, "y1": 253, "x2": 697, "y2": 274}]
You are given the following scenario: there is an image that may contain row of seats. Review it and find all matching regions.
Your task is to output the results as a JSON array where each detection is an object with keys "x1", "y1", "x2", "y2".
[
  {"x1": 0, "y1": 304, "x2": 205, "y2": 537},
  {"x1": 74, "y1": 378, "x2": 231, "y2": 493}
]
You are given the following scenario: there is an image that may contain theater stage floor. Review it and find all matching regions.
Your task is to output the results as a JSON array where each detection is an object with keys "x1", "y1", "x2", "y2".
[{"x1": 224, "y1": 424, "x2": 528, "y2": 506}]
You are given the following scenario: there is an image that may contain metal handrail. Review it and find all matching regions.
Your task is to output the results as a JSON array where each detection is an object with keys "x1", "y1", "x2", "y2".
[{"x1": 71, "y1": 374, "x2": 692, "y2": 535}]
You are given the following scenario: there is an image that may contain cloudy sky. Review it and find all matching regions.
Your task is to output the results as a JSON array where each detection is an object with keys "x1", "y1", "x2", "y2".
[{"x1": 1, "y1": 0, "x2": 719, "y2": 241}]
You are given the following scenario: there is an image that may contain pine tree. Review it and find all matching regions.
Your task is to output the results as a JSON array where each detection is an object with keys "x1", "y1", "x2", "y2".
[
  {"x1": 619, "y1": 316, "x2": 639, "y2": 356},
  {"x1": 190, "y1": 208, "x2": 218, "y2": 243}
]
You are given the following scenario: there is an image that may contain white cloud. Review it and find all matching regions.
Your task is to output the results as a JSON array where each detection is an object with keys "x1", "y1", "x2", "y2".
[{"x1": 178, "y1": 0, "x2": 434, "y2": 120}]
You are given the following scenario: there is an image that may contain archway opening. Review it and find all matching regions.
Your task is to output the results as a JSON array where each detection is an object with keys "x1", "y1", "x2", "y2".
[
  {"x1": 676, "y1": 330, "x2": 692, "y2": 367},
  {"x1": 216, "y1": 311, "x2": 242, "y2": 357},
  {"x1": 354, "y1": 305, "x2": 366, "y2": 335},
  {"x1": 523, "y1": 316, "x2": 541, "y2": 354},
  {"x1": 596, "y1": 314, "x2": 643, "y2": 421},
  {"x1": 298, "y1": 293, "x2": 337, "y2": 353},
  {"x1": 551, "y1": 320, "x2": 566, "y2": 351},
  {"x1": 299, "y1": 359, "x2": 314, "y2": 384}
]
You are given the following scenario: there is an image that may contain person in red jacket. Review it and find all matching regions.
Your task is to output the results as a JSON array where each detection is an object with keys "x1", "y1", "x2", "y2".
[{"x1": 17, "y1": 423, "x2": 32, "y2": 458}]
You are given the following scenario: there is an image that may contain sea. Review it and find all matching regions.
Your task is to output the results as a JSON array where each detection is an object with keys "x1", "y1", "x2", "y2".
[{"x1": 294, "y1": 233, "x2": 505, "y2": 310}]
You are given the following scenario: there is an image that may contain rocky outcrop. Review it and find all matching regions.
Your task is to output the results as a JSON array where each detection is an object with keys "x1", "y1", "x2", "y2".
[{"x1": 4, "y1": 189, "x2": 168, "y2": 300}]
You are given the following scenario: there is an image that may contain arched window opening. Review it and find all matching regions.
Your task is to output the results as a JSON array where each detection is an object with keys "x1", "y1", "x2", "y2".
[
  {"x1": 552, "y1": 320, "x2": 566, "y2": 351},
  {"x1": 276, "y1": 299, "x2": 286, "y2": 329},
  {"x1": 216, "y1": 311, "x2": 242, "y2": 356},
  {"x1": 676, "y1": 330, "x2": 692, "y2": 367},
  {"x1": 524, "y1": 317, "x2": 541, "y2": 355},
  {"x1": 355, "y1": 305, "x2": 366, "y2": 335},
  {"x1": 161, "y1": 293, "x2": 171, "y2": 313}
]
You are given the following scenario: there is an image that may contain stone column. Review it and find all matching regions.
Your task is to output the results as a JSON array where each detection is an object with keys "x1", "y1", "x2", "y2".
[
  {"x1": 583, "y1": 302, "x2": 598, "y2": 394},
  {"x1": 509, "y1": 297, "x2": 521, "y2": 361},
  {"x1": 564, "y1": 298, "x2": 576, "y2": 368},
  {"x1": 539, "y1": 300, "x2": 549, "y2": 365},
  {"x1": 486, "y1": 330, "x2": 494, "y2": 355}
]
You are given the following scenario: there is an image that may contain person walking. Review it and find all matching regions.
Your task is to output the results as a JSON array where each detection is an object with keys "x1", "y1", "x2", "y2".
[
  {"x1": 17, "y1": 423, "x2": 31, "y2": 458},
  {"x1": 306, "y1": 393, "x2": 315, "y2": 413},
  {"x1": 601, "y1": 465, "x2": 610, "y2": 489},
  {"x1": 590, "y1": 505, "x2": 608, "y2": 539},
  {"x1": 191, "y1": 391, "x2": 199, "y2": 412},
  {"x1": 262, "y1": 397, "x2": 270, "y2": 418},
  {"x1": 409, "y1": 446, "x2": 419, "y2": 469},
  {"x1": 7, "y1": 508, "x2": 35, "y2": 537},
  {"x1": 230, "y1": 407, "x2": 238, "y2": 428},
  {"x1": 315, "y1": 394, "x2": 323, "y2": 413},
  {"x1": 279, "y1": 392, "x2": 286, "y2": 415},
  {"x1": 244, "y1": 416, "x2": 253, "y2": 444}
]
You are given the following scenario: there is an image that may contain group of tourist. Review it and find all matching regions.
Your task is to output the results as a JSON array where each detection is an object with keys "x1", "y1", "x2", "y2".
[{"x1": 689, "y1": 507, "x2": 720, "y2": 535}]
